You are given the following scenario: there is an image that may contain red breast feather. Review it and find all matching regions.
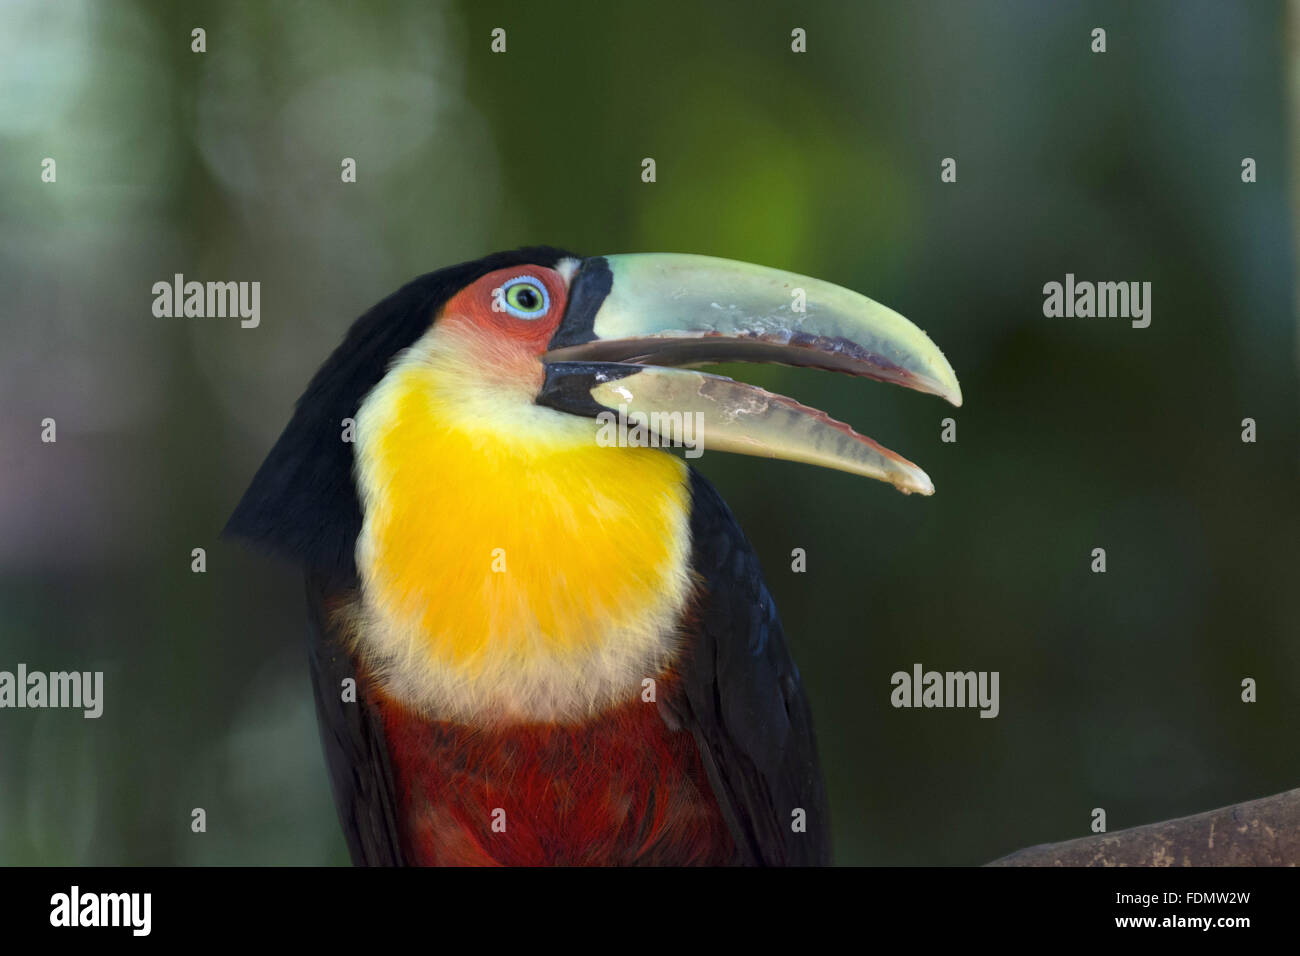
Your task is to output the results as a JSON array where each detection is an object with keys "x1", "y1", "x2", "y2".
[{"x1": 378, "y1": 672, "x2": 735, "y2": 866}]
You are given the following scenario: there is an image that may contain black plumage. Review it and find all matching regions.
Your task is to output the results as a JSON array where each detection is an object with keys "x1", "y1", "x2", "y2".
[
  {"x1": 305, "y1": 571, "x2": 404, "y2": 865},
  {"x1": 669, "y1": 470, "x2": 831, "y2": 864}
]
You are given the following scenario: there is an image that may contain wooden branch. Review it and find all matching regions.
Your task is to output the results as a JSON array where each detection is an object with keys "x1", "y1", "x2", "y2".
[{"x1": 988, "y1": 788, "x2": 1300, "y2": 866}]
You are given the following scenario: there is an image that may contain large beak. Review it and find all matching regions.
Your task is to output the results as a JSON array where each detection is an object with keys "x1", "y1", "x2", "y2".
[{"x1": 538, "y1": 253, "x2": 961, "y2": 495}]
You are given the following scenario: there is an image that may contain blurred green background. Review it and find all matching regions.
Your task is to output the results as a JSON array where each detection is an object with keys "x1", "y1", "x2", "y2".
[{"x1": 1, "y1": 0, "x2": 1296, "y2": 865}]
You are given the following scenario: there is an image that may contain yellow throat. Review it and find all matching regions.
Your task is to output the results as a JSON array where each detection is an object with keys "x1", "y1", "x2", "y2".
[{"x1": 351, "y1": 320, "x2": 694, "y2": 725}]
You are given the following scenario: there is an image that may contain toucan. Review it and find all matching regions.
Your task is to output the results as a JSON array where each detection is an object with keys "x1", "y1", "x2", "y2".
[{"x1": 226, "y1": 248, "x2": 960, "y2": 866}]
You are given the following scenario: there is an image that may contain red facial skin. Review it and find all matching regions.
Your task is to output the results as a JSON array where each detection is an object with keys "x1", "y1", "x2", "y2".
[
  {"x1": 376, "y1": 669, "x2": 736, "y2": 867},
  {"x1": 438, "y1": 265, "x2": 570, "y2": 355}
]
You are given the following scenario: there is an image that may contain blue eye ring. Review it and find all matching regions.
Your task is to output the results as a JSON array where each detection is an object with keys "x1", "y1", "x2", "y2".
[{"x1": 495, "y1": 276, "x2": 551, "y2": 319}]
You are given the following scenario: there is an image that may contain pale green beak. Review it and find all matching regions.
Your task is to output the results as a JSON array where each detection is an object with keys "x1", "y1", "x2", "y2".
[{"x1": 539, "y1": 253, "x2": 961, "y2": 495}]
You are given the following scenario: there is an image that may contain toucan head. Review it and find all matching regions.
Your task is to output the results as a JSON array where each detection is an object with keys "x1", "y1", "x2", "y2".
[{"x1": 226, "y1": 247, "x2": 960, "y2": 581}]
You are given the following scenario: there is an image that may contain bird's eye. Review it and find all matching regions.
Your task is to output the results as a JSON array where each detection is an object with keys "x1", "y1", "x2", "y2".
[{"x1": 497, "y1": 277, "x2": 551, "y2": 319}]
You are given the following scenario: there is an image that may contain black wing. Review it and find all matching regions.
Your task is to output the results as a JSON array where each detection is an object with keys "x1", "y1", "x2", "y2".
[
  {"x1": 305, "y1": 571, "x2": 406, "y2": 866},
  {"x1": 664, "y1": 469, "x2": 832, "y2": 865}
]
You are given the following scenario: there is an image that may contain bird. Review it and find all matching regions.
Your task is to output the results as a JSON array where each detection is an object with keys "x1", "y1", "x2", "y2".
[{"x1": 226, "y1": 247, "x2": 960, "y2": 866}]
